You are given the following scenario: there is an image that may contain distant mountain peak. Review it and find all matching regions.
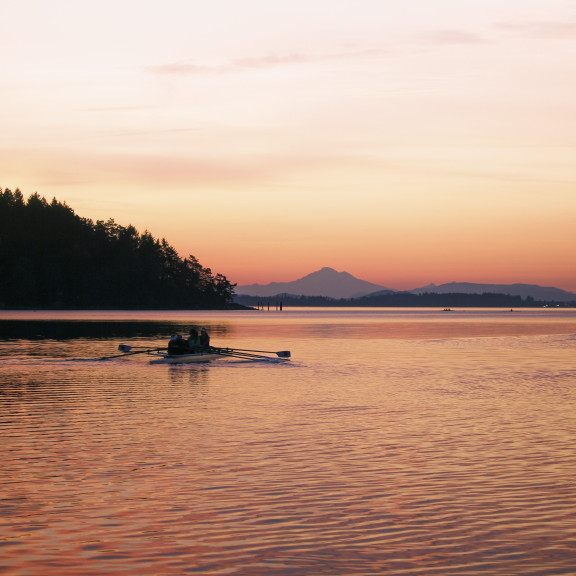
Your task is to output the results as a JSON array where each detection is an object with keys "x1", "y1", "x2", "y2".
[
  {"x1": 304, "y1": 267, "x2": 356, "y2": 280},
  {"x1": 304, "y1": 267, "x2": 338, "y2": 277},
  {"x1": 236, "y1": 267, "x2": 392, "y2": 299}
]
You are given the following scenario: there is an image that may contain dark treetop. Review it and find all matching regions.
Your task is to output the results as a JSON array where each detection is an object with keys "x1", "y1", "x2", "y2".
[{"x1": 0, "y1": 188, "x2": 236, "y2": 309}]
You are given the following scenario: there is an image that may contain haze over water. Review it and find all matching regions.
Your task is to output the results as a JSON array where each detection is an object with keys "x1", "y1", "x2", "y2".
[{"x1": 1, "y1": 308, "x2": 576, "y2": 575}]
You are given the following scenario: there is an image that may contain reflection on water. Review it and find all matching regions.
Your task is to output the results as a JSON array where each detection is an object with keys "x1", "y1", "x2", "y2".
[
  {"x1": 0, "y1": 319, "x2": 232, "y2": 341},
  {"x1": 1, "y1": 309, "x2": 576, "y2": 575}
]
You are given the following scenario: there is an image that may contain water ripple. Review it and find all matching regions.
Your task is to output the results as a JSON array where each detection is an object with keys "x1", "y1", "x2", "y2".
[{"x1": 1, "y1": 319, "x2": 576, "y2": 574}]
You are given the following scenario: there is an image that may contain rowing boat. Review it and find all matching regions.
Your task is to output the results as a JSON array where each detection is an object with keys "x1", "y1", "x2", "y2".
[
  {"x1": 99, "y1": 343, "x2": 291, "y2": 363},
  {"x1": 148, "y1": 351, "x2": 223, "y2": 365}
]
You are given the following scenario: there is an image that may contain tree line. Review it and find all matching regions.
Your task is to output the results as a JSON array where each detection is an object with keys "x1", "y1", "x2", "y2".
[
  {"x1": 0, "y1": 188, "x2": 236, "y2": 309},
  {"x1": 234, "y1": 292, "x2": 575, "y2": 308}
]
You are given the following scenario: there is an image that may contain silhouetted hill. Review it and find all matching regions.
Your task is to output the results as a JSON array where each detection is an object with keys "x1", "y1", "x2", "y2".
[
  {"x1": 236, "y1": 267, "x2": 392, "y2": 299},
  {"x1": 0, "y1": 188, "x2": 237, "y2": 309},
  {"x1": 410, "y1": 282, "x2": 576, "y2": 303}
]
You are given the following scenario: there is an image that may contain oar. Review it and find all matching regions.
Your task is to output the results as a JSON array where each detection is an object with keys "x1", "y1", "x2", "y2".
[
  {"x1": 230, "y1": 349, "x2": 291, "y2": 360},
  {"x1": 98, "y1": 345, "x2": 163, "y2": 360},
  {"x1": 217, "y1": 347, "x2": 291, "y2": 358},
  {"x1": 118, "y1": 344, "x2": 154, "y2": 352},
  {"x1": 117, "y1": 344, "x2": 255, "y2": 361},
  {"x1": 211, "y1": 347, "x2": 290, "y2": 361},
  {"x1": 208, "y1": 347, "x2": 261, "y2": 359},
  {"x1": 212, "y1": 349, "x2": 271, "y2": 361}
]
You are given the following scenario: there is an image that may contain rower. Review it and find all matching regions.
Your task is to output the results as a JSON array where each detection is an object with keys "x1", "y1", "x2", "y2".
[
  {"x1": 200, "y1": 328, "x2": 210, "y2": 348},
  {"x1": 168, "y1": 334, "x2": 187, "y2": 355},
  {"x1": 187, "y1": 328, "x2": 201, "y2": 351}
]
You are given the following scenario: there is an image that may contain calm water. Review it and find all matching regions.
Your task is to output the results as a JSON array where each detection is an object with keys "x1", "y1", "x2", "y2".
[{"x1": 1, "y1": 308, "x2": 576, "y2": 575}]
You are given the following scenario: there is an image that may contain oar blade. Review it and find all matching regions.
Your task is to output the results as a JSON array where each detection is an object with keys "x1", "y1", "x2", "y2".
[
  {"x1": 100, "y1": 346, "x2": 163, "y2": 360},
  {"x1": 276, "y1": 351, "x2": 291, "y2": 358}
]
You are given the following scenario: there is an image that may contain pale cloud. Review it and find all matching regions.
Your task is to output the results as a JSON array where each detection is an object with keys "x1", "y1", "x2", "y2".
[
  {"x1": 0, "y1": 147, "x2": 296, "y2": 190},
  {"x1": 81, "y1": 106, "x2": 149, "y2": 113},
  {"x1": 144, "y1": 38, "x2": 448, "y2": 78},
  {"x1": 416, "y1": 29, "x2": 487, "y2": 46},
  {"x1": 144, "y1": 26, "x2": 490, "y2": 79},
  {"x1": 146, "y1": 62, "x2": 213, "y2": 75},
  {"x1": 497, "y1": 21, "x2": 576, "y2": 39},
  {"x1": 106, "y1": 128, "x2": 202, "y2": 138},
  {"x1": 146, "y1": 53, "x2": 309, "y2": 76},
  {"x1": 232, "y1": 54, "x2": 310, "y2": 69}
]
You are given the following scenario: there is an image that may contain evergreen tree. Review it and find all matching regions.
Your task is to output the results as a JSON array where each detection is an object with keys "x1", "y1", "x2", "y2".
[{"x1": 0, "y1": 188, "x2": 236, "y2": 309}]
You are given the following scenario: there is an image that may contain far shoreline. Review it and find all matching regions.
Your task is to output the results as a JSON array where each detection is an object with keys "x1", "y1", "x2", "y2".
[{"x1": 0, "y1": 304, "x2": 255, "y2": 312}]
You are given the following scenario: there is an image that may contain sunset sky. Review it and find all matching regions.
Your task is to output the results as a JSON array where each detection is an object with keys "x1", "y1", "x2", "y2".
[{"x1": 2, "y1": 0, "x2": 575, "y2": 291}]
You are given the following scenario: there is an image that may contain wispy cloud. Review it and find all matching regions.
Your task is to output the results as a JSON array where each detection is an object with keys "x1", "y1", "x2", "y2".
[
  {"x1": 416, "y1": 29, "x2": 487, "y2": 47},
  {"x1": 107, "y1": 127, "x2": 202, "y2": 137},
  {"x1": 232, "y1": 53, "x2": 309, "y2": 69},
  {"x1": 146, "y1": 53, "x2": 309, "y2": 76},
  {"x1": 146, "y1": 61, "x2": 212, "y2": 75},
  {"x1": 81, "y1": 106, "x2": 148, "y2": 113},
  {"x1": 497, "y1": 21, "x2": 576, "y2": 40},
  {"x1": 145, "y1": 29, "x2": 488, "y2": 78}
]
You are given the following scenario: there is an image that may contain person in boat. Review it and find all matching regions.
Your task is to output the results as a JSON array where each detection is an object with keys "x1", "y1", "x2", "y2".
[
  {"x1": 199, "y1": 327, "x2": 210, "y2": 349},
  {"x1": 168, "y1": 334, "x2": 187, "y2": 355},
  {"x1": 187, "y1": 328, "x2": 201, "y2": 352}
]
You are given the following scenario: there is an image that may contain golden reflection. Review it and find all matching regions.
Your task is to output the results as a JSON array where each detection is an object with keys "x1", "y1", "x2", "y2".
[{"x1": 1, "y1": 309, "x2": 575, "y2": 575}]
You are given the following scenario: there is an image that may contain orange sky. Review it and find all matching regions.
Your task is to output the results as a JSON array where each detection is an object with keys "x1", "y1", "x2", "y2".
[{"x1": 2, "y1": 1, "x2": 575, "y2": 292}]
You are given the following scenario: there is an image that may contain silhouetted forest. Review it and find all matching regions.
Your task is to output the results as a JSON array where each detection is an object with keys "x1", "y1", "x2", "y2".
[{"x1": 0, "y1": 188, "x2": 236, "y2": 309}]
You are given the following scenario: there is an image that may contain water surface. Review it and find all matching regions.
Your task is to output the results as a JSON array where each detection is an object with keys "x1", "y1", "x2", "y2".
[{"x1": 1, "y1": 308, "x2": 576, "y2": 575}]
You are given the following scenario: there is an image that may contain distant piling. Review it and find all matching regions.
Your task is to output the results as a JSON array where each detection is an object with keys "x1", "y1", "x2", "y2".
[{"x1": 256, "y1": 299, "x2": 283, "y2": 311}]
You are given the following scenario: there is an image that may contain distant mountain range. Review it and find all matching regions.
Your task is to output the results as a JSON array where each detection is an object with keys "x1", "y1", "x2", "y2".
[
  {"x1": 410, "y1": 282, "x2": 576, "y2": 303},
  {"x1": 235, "y1": 268, "x2": 576, "y2": 303}
]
